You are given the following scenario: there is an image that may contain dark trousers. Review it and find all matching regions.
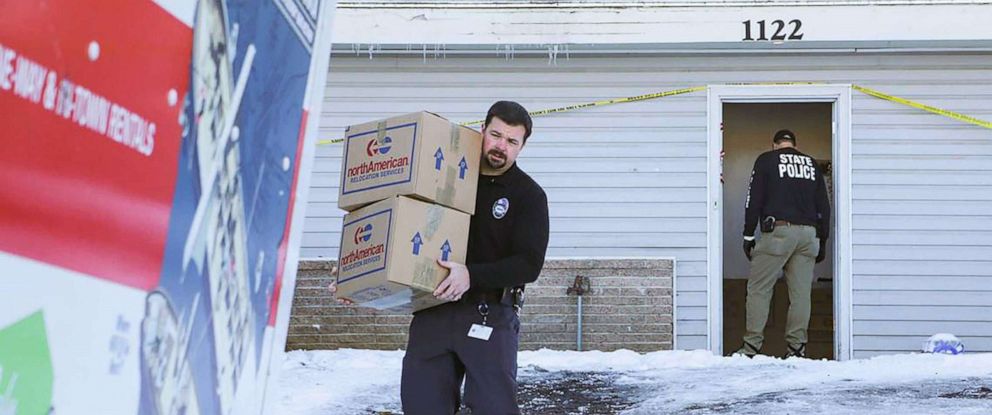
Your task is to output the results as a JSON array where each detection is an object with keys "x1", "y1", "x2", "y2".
[{"x1": 401, "y1": 300, "x2": 521, "y2": 415}]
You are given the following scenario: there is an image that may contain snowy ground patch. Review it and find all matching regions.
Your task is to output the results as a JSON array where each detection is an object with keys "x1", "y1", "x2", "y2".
[{"x1": 276, "y1": 349, "x2": 992, "y2": 414}]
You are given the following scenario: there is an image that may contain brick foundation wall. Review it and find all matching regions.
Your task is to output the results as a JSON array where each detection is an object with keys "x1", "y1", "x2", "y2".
[{"x1": 287, "y1": 258, "x2": 675, "y2": 352}]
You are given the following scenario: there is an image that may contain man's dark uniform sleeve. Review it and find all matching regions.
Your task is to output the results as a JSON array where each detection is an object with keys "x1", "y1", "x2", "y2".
[
  {"x1": 815, "y1": 161, "x2": 831, "y2": 240},
  {"x1": 467, "y1": 188, "x2": 549, "y2": 290},
  {"x1": 743, "y1": 154, "x2": 768, "y2": 238}
]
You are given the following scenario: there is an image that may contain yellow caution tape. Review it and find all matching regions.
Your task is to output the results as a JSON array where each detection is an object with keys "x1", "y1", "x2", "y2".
[
  {"x1": 853, "y1": 84, "x2": 992, "y2": 130},
  {"x1": 722, "y1": 82, "x2": 991, "y2": 129},
  {"x1": 519, "y1": 86, "x2": 707, "y2": 120},
  {"x1": 317, "y1": 137, "x2": 343, "y2": 146},
  {"x1": 318, "y1": 83, "x2": 990, "y2": 145},
  {"x1": 317, "y1": 86, "x2": 706, "y2": 145},
  {"x1": 724, "y1": 81, "x2": 824, "y2": 86}
]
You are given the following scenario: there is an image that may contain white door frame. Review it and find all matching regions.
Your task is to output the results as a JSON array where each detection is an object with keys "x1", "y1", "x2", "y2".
[{"x1": 706, "y1": 84, "x2": 854, "y2": 360}]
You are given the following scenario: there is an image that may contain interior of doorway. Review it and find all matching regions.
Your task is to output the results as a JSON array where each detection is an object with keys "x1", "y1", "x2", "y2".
[{"x1": 721, "y1": 103, "x2": 836, "y2": 359}]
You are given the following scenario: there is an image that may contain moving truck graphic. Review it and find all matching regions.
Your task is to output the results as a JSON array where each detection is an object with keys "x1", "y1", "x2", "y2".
[{"x1": 0, "y1": 1, "x2": 335, "y2": 413}]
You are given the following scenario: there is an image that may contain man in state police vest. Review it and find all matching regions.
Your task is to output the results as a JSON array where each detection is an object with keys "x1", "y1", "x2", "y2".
[{"x1": 737, "y1": 129, "x2": 831, "y2": 359}]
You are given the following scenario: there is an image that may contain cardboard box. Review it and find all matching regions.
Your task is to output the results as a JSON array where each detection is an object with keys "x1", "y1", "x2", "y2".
[
  {"x1": 338, "y1": 111, "x2": 482, "y2": 214},
  {"x1": 336, "y1": 195, "x2": 470, "y2": 312}
]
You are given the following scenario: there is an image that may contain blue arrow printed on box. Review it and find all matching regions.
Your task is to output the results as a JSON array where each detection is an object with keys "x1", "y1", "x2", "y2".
[
  {"x1": 458, "y1": 157, "x2": 468, "y2": 179},
  {"x1": 440, "y1": 240, "x2": 451, "y2": 261},
  {"x1": 434, "y1": 147, "x2": 444, "y2": 170},
  {"x1": 411, "y1": 232, "x2": 423, "y2": 255}
]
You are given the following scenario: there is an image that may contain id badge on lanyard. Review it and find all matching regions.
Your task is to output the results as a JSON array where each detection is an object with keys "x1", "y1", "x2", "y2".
[{"x1": 468, "y1": 303, "x2": 493, "y2": 341}]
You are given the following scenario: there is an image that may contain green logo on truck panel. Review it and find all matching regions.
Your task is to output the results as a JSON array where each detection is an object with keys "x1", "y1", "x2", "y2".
[{"x1": 0, "y1": 311, "x2": 54, "y2": 414}]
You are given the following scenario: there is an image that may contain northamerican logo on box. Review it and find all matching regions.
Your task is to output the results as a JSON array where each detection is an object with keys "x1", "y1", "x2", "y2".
[
  {"x1": 339, "y1": 209, "x2": 392, "y2": 281},
  {"x1": 342, "y1": 123, "x2": 418, "y2": 195}
]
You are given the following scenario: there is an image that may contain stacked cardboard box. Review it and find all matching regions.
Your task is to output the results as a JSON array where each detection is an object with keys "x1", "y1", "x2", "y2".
[{"x1": 335, "y1": 112, "x2": 481, "y2": 312}]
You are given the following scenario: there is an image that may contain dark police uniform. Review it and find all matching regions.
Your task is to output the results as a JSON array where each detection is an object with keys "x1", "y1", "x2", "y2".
[
  {"x1": 401, "y1": 163, "x2": 549, "y2": 415},
  {"x1": 740, "y1": 145, "x2": 831, "y2": 357}
]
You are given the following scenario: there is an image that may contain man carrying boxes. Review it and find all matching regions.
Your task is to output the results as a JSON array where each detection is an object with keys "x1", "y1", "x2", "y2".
[
  {"x1": 334, "y1": 111, "x2": 482, "y2": 312},
  {"x1": 329, "y1": 101, "x2": 549, "y2": 414}
]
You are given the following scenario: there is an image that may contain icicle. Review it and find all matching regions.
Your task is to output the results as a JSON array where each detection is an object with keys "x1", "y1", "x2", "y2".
[{"x1": 547, "y1": 44, "x2": 560, "y2": 66}]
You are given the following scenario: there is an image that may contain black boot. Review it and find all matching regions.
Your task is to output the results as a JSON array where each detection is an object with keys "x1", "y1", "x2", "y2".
[
  {"x1": 784, "y1": 343, "x2": 806, "y2": 359},
  {"x1": 732, "y1": 341, "x2": 761, "y2": 358}
]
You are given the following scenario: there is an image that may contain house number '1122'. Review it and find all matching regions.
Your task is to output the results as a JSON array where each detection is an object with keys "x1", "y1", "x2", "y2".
[{"x1": 742, "y1": 20, "x2": 804, "y2": 41}]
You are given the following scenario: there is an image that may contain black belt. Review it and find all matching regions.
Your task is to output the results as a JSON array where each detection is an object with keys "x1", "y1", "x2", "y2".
[
  {"x1": 462, "y1": 289, "x2": 504, "y2": 305},
  {"x1": 774, "y1": 220, "x2": 813, "y2": 227}
]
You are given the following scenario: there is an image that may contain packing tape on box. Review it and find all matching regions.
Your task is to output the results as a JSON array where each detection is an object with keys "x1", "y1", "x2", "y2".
[
  {"x1": 318, "y1": 84, "x2": 990, "y2": 145},
  {"x1": 412, "y1": 257, "x2": 439, "y2": 292},
  {"x1": 424, "y1": 204, "x2": 443, "y2": 239},
  {"x1": 450, "y1": 124, "x2": 461, "y2": 152},
  {"x1": 376, "y1": 120, "x2": 387, "y2": 144},
  {"x1": 435, "y1": 166, "x2": 457, "y2": 208},
  {"x1": 442, "y1": 126, "x2": 461, "y2": 206}
]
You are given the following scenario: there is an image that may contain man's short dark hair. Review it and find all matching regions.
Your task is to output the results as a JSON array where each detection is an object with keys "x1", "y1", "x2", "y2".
[
  {"x1": 485, "y1": 101, "x2": 533, "y2": 142},
  {"x1": 773, "y1": 129, "x2": 797, "y2": 145}
]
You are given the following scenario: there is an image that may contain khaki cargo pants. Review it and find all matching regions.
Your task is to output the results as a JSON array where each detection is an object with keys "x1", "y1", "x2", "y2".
[{"x1": 743, "y1": 224, "x2": 820, "y2": 352}]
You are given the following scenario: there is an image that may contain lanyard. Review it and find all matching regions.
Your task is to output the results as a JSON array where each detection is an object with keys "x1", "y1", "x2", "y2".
[{"x1": 477, "y1": 302, "x2": 489, "y2": 326}]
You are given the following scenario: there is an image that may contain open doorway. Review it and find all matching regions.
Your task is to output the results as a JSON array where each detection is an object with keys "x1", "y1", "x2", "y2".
[{"x1": 721, "y1": 103, "x2": 836, "y2": 359}]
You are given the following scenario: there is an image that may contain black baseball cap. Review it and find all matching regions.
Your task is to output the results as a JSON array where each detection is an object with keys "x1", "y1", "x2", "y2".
[{"x1": 773, "y1": 129, "x2": 796, "y2": 144}]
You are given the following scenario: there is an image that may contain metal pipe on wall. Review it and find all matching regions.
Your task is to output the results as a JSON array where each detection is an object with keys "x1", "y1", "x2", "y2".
[{"x1": 567, "y1": 275, "x2": 591, "y2": 351}]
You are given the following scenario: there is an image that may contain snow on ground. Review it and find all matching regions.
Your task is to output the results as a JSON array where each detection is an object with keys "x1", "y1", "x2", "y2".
[{"x1": 275, "y1": 348, "x2": 992, "y2": 414}]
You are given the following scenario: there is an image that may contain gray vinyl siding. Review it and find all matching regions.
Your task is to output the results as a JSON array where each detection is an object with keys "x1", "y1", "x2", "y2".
[
  {"x1": 305, "y1": 52, "x2": 992, "y2": 354},
  {"x1": 850, "y1": 74, "x2": 992, "y2": 357},
  {"x1": 305, "y1": 56, "x2": 711, "y2": 349}
]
